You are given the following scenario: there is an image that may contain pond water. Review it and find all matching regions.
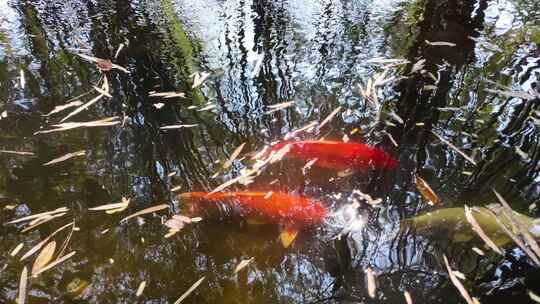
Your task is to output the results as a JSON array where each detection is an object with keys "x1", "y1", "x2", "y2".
[{"x1": 0, "y1": 0, "x2": 539, "y2": 303}]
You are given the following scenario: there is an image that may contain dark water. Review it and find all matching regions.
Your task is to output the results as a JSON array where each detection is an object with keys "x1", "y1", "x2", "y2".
[{"x1": 1, "y1": 0, "x2": 539, "y2": 303}]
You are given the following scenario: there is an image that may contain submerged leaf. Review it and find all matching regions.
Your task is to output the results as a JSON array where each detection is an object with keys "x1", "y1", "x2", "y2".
[
  {"x1": 32, "y1": 241, "x2": 56, "y2": 276},
  {"x1": 43, "y1": 150, "x2": 86, "y2": 166},
  {"x1": 415, "y1": 175, "x2": 441, "y2": 205}
]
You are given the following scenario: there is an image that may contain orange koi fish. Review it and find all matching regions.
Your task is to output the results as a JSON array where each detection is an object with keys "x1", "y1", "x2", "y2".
[
  {"x1": 268, "y1": 140, "x2": 397, "y2": 171},
  {"x1": 178, "y1": 191, "x2": 328, "y2": 247}
]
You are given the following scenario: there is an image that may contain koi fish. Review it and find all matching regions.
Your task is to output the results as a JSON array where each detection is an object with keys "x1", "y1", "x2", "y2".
[
  {"x1": 267, "y1": 140, "x2": 397, "y2": 171},
  {"x1": 178, "y1": 191, "x2": 328, "y2": 247}
]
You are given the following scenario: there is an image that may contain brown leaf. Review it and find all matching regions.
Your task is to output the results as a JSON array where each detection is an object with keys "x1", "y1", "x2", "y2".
[
  {"x1": 173, "y1": 277, "x2": 205, "y2": 304},
  {"x1": 223, "y1": 143, "x2": 246, "y2": 169},
  {"x1": 32, "y1": 241, "x2": 56, "y2": 276},
  {"x1": 89, "y1": 197, "x2": 130, "y2": 212},
  {"x1": 366, "y1": 267, "x2": 376, "y2": 298},
  {"x1": 464, "y1": 206, "x2": 503, "y2": 255},
  {"x1": 18, "y1": 266, "x2": 28, "y2": 304},
  {"x1": 120, "y1": 204, "x2": 169, "y2": 223},
  {"x1": 443, "y1": 255, "x2": 475, "y2": 304},
  {"x1": 6, "y1": 207, "x2": 69, "y2": 224},
  {"x1": 96, "y1": 59, "x2": 113, "y2": 71},
  {"x1": 32, "y1": 251, "x2": 76, "y2": 276},
  {"x1": 20, "y1": 222, "x2": 73, "y2": 261},
  {"x1": 43, "y1": 151, "x2": 86, "y2": 166},
  {"x1": 415, "y1": 175, "x2": 441, "y2": 205}
]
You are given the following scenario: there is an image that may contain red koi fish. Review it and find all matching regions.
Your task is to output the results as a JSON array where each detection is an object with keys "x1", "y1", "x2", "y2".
[
  {"x1": 178, "y1": 191, "x2": 328, "y2": 247},
  {"x1": 268, "y1": 140, "x2": 397, "y2": 171}
]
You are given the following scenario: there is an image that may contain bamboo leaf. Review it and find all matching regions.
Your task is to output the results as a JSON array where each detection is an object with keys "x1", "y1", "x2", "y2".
[
  {"x1": 120, "y1": 204, "x2": 169, "y2": 223},
  {"x1": 31, "y1": 241, "x2": 56, "y2": 276}
]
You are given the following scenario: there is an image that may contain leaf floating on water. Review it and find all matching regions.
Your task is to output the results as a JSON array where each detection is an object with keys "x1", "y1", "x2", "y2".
[
  {"x1": 21, "y1": 212, "x2": 67, "y2": 233},
  {"x1": 464, "y1": 206, "x2": 504, "y2": 255},
  {"x1": 136, "y1": 281, "x2": 146, "y2": 297},
  {"x1": 10, "y1": 243, "x2": 24, "y2": 257},
  {"x1": 60, "y1": 93, "x2": 105, "y2": 122},
  {"x1": 76, "y1": 53, "x2": 128, "y2": 73},
  {"x1": 174, "y1": 277, "x2": 205, "y2": 304},
  {"x1": 318, "y1": 106, "x2": 341, "y2": 130},
  {"x1": 472, "y1": 247, "x2": 485, "y2": 256},
  {"x1": 266, "y1": 101, "x2": 294, "y2": 114},
  {"x1": 43, "y1": 100, "x2": 84, "y2": 116},
  {"x1": 89, "y1": 197, "x2": 130, "y2": 214},
  {"x1": 32, "y1": 251, "x2": 76, "y2": 276},
  {"x1": 20, "y1": 222, "x2": 73, "y2": 261},
  {"x1": 31, "y1": 241, "x2": 56, "y2": 276},
  {"x1": 443, "y1": 255, "x2": 475, "y2": 304},
  {"x1": 120, "y1": 204, "x2": 169, "y2": 223},
  {"x1": 35, "y1": 116, "x2": 121, "y2": 134},
  {"x1": 6, "y1": 207, "x2": 69, "y2": 225},
  {"x1": 410, "y1": 59, "x2": 426, "y2": 74},
  {"x1": 0, "y1": 150, "x2": 35, "y2": 156},
  {"x1": 223, "y1": 143, "x2": 246, "y2": 169},
  {"x1": 43, "y1": 150, "x2": 86, "y2": 166},
  {"x1": 530, "y1": 291, "x2": 540, "y2": 303},
  {"x1": 404, "y1": 291, "x2": 413, "y2": 304},
  {"x1": 191, "y1": 72, "x2": 211, "y2": 89},
  {"x1": 160, "y1": 124, "x2": 198, "y2": 130},
  {"x1": 20, "y1": 69, "x2": 25, "y2": 89},
  {"x1": 149, "y1": 91, "x2": 186, "y2": 98},
  {"x1": 366, "y1": 267, "x2": 376, "y2": 298},
  {"x1": 234, "y1": 257, "x2": 254, "y2": 273},
  {"x1": 431, "y1": 131, "x2": 477, "y2": 165},
  {"x1": 485, "y1": 88, "x2": 538, "y2": 101},
  {"x1": 280, "y1": 228, "x2": 298, "y2": 248},
  {"x1": 415, "y1": 175, "x2": 441, "y2": 205},
  {"x1": 425, "y1": 40, "x2": 457, "y2": 47},
  {"x1": 18, "y1": 266, "x2": 28, "y2": 304}
]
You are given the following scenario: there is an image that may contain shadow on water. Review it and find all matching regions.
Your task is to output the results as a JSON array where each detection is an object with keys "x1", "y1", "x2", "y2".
[{"x1": 0, "y1": 0, "x2": 539, "y2": 303}]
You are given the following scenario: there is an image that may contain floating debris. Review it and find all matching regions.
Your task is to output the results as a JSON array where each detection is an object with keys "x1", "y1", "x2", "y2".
[
  {"x1": 318, "y1": 107, "x2": 342, "y2": 130},
  {"x1": 43, "y1": 100, "x2": 84, "y2": 116},
  {"x1": 234, "y1": 257, "x2": 254, "y2": 273},
  {"x1": 266, "y1": 101, "x2": 294, "y2": 114},
  {"x1": 223, "y1": 143, "x2": 246, "y2": 169},
  {"x1": 160, "y1": 124, "x2": 198, "y2": 130},
  {"x1": 0, "y1": 150, "x2": 35, "y2": 156},
  {"x1": 173, "y1": 277, "x2": 205, "y2": 304},
  {"x1": 366, "y1": 267, "x2": 376, "y2": 298},
  {"x1": 35, "y1": 117, "x2": 121, "y2": 134},
  {"x1": 191, "y1": 72, "x2": 211, "y2": 89},
  {"x1": 149, "y1": 91, "x2": 186, "y2": 99},
  {"x1": 120, "y1": 204, "x2": 169, "y2": 223},
  {"x1": 31, "y1": 241, "x2": 56, "y2": 276},
  {"x1": 425, "y1": 40, "x2": 456, "y2": 47},
  {"x1": 77, "y1": 53, "x2": 128, "y2": 73},
  {"x1": 20, "y1": 222, "x2": 73, "y2": 261},
  {"x1": 32, "y1": 251, "x2": 76, "y2": 277},
  {"x1": 18, "y1": 266, "x2": 28, "y2": 304},
  {"x1": 10, "y1": 243, "x2": 24, "y2": 257},
  {"x1": 443, "y1": 255, "x2": 476, "y2": 304},
  {"x1": 43, "y1": 150, "x2": 86, "y2": 166},
  {"x1": 404, "y1": 291, "x2": 413, "y2": 304},
  {"x1": 415, "y1": 175, "x2": 441, "y2": 205},
  {"x1": 431, "y1": 131, "x2": 477, "y2": 165},
  {"x1": 136, "y1": 281, "x2": 146, "y2": 297},
  {"x1": 88, "y1": 197, "x2": 130, "y2": 214}
]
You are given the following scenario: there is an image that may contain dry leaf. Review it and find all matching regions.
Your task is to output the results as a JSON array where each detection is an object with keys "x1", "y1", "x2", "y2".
[
  {"x1": 6, "y1": 207, "x2": 68, "y2": 224},
  {"x1": 192, "y1": 72, "x2": 211, "y2": 89},
  {"x1": 60, "y1": 94, "x2": 105, "y2": 122},
  {"x1": 318, "y1": 107, "x2": 341, "y2": 130},
  {"x1": 21, "y1": 212, "x2": 67, "y2": 233},
  {"x1": 43, "y1": 150, "x2": 86, "y2": 166},
  {"x1": 415, "y1": 175, "x2": 441, "y2": 205},
  {"x1": 443, "y1": 255, "x2": 475, "y2": 304},
  {"x1": 20, "y1": 222, "x2": 73, "y2": 261},
  {"x1": 32, "y1": 241, "x2": 56, "y2": 276},
  {"x1": 10, "y1": 243, "x2": 24, "y2": 257},
  {"x1": 149, "y1": 91, "x2": 186, "y2": 98},
  {"x1": 43, "y1": 100, "x2": 84, "y2": 116},
  {"x1": 89, "y1": 197, "x2": 130, "y2": 212},
  {"x1": 160, "y1": 124, "x2": 198, "y2": 130},
  {"x1": 366, "y1": 267, "x2": 376, "y2": 298},
  {"x1": 32, "y1": 251, "x2": 76, "y2": 276},
  {"x1": 234, "y1": 258, "x2": 254, "y2": 273},
  {"x1": 96, "y1": 59, "x2": 113, "y2": 71},
  {"x1": 120, "y1": 204, "x2": 169, "y2": 223},
  {"x1": 18, "y1": 266, "x2": 28, "y2": 304},
  {"x1": 223, "y1": 143, "x2": 246, "y2": 169},
  {"x1": 464, "y1": 206, "x2": 504, "y2": 255},
  {"x1": 136, "y1": 281, "x2": 146, "y2": 297},
  {"x1": 266, "y1": 101, "x2": 294, "y2": 114},
  {"x1": 425, "y1": 40, "x2": 456, "y2": 47},
  {"x1": 0, "y1": 150, "x2": 34, "y2": 156},
  {"x1": 35, "y1": 116, "x2": 120, "y2": 134},
  {"x1": 173, "y1": 277, "x2": 205, "y2": 304},
  {"x1": 404, "y1": 291, "x2": 413, "y2": 304},
  {"x1": 432, "y1": 131, "x2": 477, "y2": 165}
]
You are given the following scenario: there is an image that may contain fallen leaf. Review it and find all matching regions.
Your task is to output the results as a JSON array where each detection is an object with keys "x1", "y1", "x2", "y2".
[
  {"x1": 318, "y1": 107, "x2": 341, "y2": 130},
  {"x1": 0, "y1": 150, "x2": 34, "y2": 156},
  {"x1": 89, "y1": 197, "x2": 130, "y2": 212},
  {"x1": 136, "y1": 281, "x2": 146, "y2": 297},
  {"x1": 173, "y1": 277, "x2": 205, "y2": 304},
  {"x1": 432, "y1": 131, "x2": 477, "y2": 165},
  {"x1": 192, "y1": 72, "x2": 211, "y2": 89},
  {"x1": 443, "y1": 255, "x2": 475, "y2": 304},
  {"x1": 404, "y1": 291, "x2": 413, "y2": 304},
  {"x1": 18, "y1": 266, "x2": 28, "y2": 304},
  {"x1": 43, "y1": 150, "x2": 86, "y2": 166},
  {"x1": 10, "y1": 243, "x2": 24, "y2": 257},
  {"x1": 415, "y1": 175, "x2": 441, "y2": 205},
  {"x1": 120, "y1": 204, "x2": 169, "y2": 223},
  {"x1": 35, "y1": 117, "x2": 120, "y2": 134},
  {"x1": 20, "y1": 222, "x2": 73, "y2": 261},
  {"x1": 32, "y1": 251, "x2": 76, "y2": 276},
  {"x1": 425, "y1": 40, "x2": 456, "y2": 47},
  {"x1": 6, "y1": 207, "x2": 69, "y2": 224},
  {"x1": 464, "y1": 206, "x2": 503, "y2": 255},
  {"x1": 32, "y1": 241, "x2": 56, "y2": 276},
  {"x1": 223, "y1": 143, "x2": 246, "y2": 169},
  {"x1": 160, "y1": 124, "x2": 198, "y2": 130},
  {"x1": 234, "y1": 258, "x2": 254, "y2": 273},
  {"x1": 43, "y1": 100, "x2": 84, "y2": 116},
  {"x1": 366, "y1": 267, "x2": 376, "y2": 298}
]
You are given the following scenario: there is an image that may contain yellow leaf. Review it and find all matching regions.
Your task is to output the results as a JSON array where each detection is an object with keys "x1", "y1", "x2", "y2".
[
  {"x1": 32, "y1": 241, "x2": 56, "y2": 276},
  {"x1": 280, "y1": 228, "x2": 299, "y2": 248}
]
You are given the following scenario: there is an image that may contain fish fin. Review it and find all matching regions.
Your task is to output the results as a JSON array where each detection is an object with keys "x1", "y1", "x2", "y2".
[{"x1": 280, "y1": 227, "x2": 299, "y2": 248}]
